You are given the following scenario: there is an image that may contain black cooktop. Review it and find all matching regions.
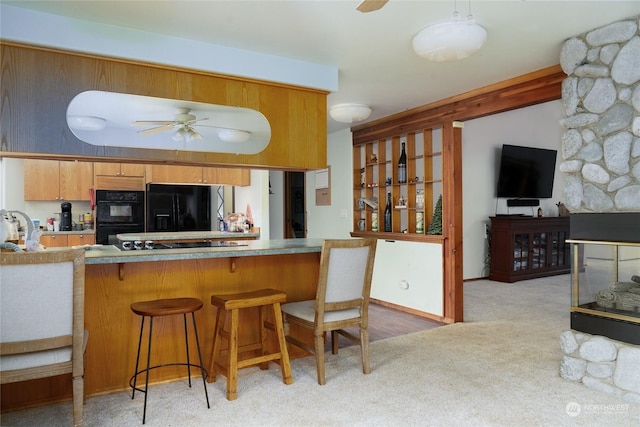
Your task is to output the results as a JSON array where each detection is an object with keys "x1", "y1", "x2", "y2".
[{"x1": 120, "y1": 241, "x2": 248, "y2": 250}]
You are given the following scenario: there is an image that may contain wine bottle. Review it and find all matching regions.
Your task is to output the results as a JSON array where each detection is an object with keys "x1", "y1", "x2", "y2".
[
  {"x1": 384, "y1": 191, "x2": 392, "y2": 232},
  {"x1": 398, "y1": 141, "x2": 407, "y2": 184}
]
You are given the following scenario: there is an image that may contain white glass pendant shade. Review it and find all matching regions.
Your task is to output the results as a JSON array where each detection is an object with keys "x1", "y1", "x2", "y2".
[
  {"x1": 413, "y1": 15, "x2": 487, "y2": 62},
  {"x1": 218, "y1": 129, "x2": 251, "y2": 143},
  {"x1": 329, "y1": 103, "x2": 372, "y2": 123}
]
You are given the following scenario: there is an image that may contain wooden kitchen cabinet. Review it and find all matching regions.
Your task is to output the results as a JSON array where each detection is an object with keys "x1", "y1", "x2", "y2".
[
  {"x1": 147, "y1": 165, "x2": 250, "y2": 186},
  {"x1": 94, "y1": 162, "x2": 145, "y2": 177},
  {"x1": 38, "y1": 234, "x2": 95, "y2": 248},
  {"x1": 202, "y1": 167, "x2": 250, "y2": 186},
  {"x1": 40, "y1": 234, "x2": 68, "y2": 247},
  {"x1": 93, "y1": 162, "x2": 146, "y2": 190},
  {"x1": 68, "y1": 234, "x2": 95, "y2": 246},
  {"x1": 24, "y1": 159, "x2": 93, "y2": 201}
]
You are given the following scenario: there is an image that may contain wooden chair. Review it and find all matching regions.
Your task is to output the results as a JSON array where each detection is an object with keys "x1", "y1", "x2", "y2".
[
  {"x1": 0, "y1": 249, "x2": 86, "y2": 426},
  {"x1": 281, "y1": 238, "x2": 377, "y2": 385}
]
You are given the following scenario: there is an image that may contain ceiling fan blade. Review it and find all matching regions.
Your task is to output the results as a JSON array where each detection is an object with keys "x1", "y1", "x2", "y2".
[
  {"x1": 186, "y1": 117, "x2": 209, "y2": 126},
  {"x1": 357, "y1": 0, "x2": 388, "y2": 13},
  {"x1": 137, "y1": 124, "x2": 175, "y2": 136},
  {"x1": 132, "y1": 120, "x2": 174, "y2": 126}
]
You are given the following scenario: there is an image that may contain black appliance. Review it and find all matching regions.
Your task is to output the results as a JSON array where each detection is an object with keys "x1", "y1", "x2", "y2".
[
  {"x1": 60, "y1": 202, "x2": 73, "y2": 231},
  {"x1": 146, "y1": 184, "x2": 211, "y2": 233},
  {"x1": 95, "y1": 190, "x2": 145, "y2": 244}
]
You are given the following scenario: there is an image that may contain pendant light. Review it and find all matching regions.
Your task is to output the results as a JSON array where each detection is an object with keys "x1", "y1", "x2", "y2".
[{"x1": 412, "y1": 0, "x2": 487, "y2": 62}]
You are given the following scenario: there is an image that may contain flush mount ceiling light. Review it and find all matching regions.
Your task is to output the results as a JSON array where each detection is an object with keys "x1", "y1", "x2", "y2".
[
  {"x1": 67, "y1": 115, "x2": 107, "y2": 131},
  {"x1": 329, "y1": 103, "x2": 372, "y2": 123},
  {"x1": 412, "y1": 1, "x2": 487, "y2": 62},
  {"x1": 218, "y1": 129, "x2": 251, "y2": 143}
]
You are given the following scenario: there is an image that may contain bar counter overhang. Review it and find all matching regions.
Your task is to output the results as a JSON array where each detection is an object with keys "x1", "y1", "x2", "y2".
[{"x1": 1, "y1": 239, "x2": 323, "y2": 411}]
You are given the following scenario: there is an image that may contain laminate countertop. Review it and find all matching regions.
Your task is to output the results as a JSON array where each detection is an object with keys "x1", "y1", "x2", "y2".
[{"x1": 81, "y1": 238, "x2": 324, "y2": 265}]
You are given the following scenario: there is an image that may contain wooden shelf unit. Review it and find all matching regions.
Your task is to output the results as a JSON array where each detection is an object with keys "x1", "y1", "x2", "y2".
[
  {"x1": 489, "y1": 216, "x2": 570, "y2": 283},
  {"x1": 352, "y1": 130, "x2": 442, "y2": 240}
]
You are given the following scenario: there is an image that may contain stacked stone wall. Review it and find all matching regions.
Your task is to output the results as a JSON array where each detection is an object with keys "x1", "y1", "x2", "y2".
[
  {"x1": 560, "y1": 330, "x2": 640, "y2": 403},
  {"x1": 559, "y1": 16, "x2": 640, "y2": 212}
]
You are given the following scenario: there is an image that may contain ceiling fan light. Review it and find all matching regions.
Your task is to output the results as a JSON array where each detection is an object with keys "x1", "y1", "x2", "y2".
[
  {"x1": 329, "y1": 103, "x2": 372, "y2": 123},
  {"x1": 412, "y1": 17, "x2": 487, "y2": 62},
  {"x1": 67, "y1": 115, "x2": 107, "y2": 131},
  {"x1": 218, "y1": 129, "x2": 251, "y2": 143},
  {"x1": 172, "y1": 128, "x2": 186, "y2": 141}
]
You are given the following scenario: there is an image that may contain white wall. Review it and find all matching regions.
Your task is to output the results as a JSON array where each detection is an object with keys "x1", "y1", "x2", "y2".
[
  {"x1": 268, "y1": 171, "x2": 285, "y2": 239},
  {"x1": 462, "y1": 100, "x2": 565, "y2": 278},
  {"x1": 305, "y1": 128, "x2": 354, "y2": 239},
  {"x1": 234, "y1": 169, "x2": 270, "y2": 240}
]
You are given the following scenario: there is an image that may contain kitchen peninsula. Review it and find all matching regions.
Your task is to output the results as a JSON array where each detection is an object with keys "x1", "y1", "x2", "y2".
[{"x1": 1, "y1": 239, "x2": 323, "y2": 411}]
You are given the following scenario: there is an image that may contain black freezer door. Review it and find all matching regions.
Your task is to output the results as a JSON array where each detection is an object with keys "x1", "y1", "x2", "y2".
[{"x1": 146, "y1": 184, "x2": 211, "y2": 232}]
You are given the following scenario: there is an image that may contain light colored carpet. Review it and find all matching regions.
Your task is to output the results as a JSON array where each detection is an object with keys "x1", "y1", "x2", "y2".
[{"x1": 3, "y1": 275, "x2": 640, "y2": 426}]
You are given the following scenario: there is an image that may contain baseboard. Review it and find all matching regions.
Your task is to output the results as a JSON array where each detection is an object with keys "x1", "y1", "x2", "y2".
[{"x1": 370, "y1": 298, "x2": 449, "y2": 324}]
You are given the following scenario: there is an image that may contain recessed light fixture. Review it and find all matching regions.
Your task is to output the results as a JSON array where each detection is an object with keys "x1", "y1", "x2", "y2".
[
  {"x1": 67, "y1": 115, "x2": 107, "y2": 131},
  {"x1": 329, "y1": 103, "x2": 372, "y2": 123}
]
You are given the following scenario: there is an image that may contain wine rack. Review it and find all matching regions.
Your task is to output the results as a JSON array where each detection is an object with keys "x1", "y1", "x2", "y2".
[{"x1": 352, "y1": 130, "x2": 442, "y2": 241}]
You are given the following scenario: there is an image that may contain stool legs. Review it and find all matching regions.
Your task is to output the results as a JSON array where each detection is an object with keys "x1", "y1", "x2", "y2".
[
  {"x1": 208, "y1": 299, "x2": 292, "y2": 401},
  {"x1": 131, "y1": 312, "x2": 210, "y2": 424},
  {"x1": 190, "y1": 312, "x2": 210, "y2": 410},
  {"x1": 272, "y1": 302, "x2": 293, "y2": 385}
]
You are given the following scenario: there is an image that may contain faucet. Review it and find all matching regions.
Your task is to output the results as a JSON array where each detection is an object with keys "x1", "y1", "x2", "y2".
[{"x1": 0, "y1": 209, "x2": 39, "y2": 251}]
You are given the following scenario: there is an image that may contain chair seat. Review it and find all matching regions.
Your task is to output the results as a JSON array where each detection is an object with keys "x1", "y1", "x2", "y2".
[
  {"x1": 130, "y1": 298, "x2": 203, "y2": 317},
  {"x1": 281, "y1": 300, "x2": 360, "y2": 323},
  {"x1": 210, "y1": 289, "x2": 286, "y2": 310}
]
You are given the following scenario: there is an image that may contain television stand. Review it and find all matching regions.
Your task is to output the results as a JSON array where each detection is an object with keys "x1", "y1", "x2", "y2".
[
  {"x1": 489, "y1": 216, "x2": 570, "y2": 283},
  {"x1": 506, "y1": 199, "x2": 539, "y2": 207}
]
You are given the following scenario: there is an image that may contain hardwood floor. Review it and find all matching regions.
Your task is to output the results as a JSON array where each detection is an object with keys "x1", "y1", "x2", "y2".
[{"x1": 329, "y1": 303, "x2": 444, "y2": 350}]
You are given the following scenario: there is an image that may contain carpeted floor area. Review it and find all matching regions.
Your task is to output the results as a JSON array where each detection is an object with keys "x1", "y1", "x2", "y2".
[{"x1": 2, "y1": 274, "x2": 640, "y2": 426}]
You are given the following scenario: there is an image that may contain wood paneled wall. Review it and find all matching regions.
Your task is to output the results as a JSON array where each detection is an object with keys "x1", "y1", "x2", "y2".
[{"x1": 0, "y1": 42, "x2": 328, "y2": 170}]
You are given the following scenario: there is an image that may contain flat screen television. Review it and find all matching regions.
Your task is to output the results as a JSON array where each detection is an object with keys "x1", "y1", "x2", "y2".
[{"x1": 496, "y1": 144, "x2": 557, "y2": 199}]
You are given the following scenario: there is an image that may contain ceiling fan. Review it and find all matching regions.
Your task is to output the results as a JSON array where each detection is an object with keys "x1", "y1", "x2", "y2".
[
  {"x1": 132, "y1": 108, "x2": 207, "y2": 141},
  {"x1": 357, "y1": 0, "x2": 388, "y2": 13}
]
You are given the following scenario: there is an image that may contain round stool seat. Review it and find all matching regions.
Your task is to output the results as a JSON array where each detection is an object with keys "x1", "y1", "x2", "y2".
[{"x1": 131, "y1": 298, "x2": 203, "y2": 317}]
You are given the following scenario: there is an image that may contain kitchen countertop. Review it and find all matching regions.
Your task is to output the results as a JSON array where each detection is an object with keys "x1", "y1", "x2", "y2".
[
  {"x1": 82, "y1": 238, "x2": 323, "y2": 264},
  {"x1": 116, "y1": 230, "x2": 260, "y2": 241},
  {"x1": 40, "y1": 230, "x2": 95, "y2": 236}
]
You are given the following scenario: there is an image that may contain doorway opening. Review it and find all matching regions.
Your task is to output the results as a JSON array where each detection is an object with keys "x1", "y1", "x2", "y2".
[{"x1": 284, "y1": 172, "x2": 305, "y2": 238}]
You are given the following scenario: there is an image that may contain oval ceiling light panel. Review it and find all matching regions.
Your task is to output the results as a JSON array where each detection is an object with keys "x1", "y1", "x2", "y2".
[{"x1": 66, "y1": 91, "x2": 271, "y2": 154}]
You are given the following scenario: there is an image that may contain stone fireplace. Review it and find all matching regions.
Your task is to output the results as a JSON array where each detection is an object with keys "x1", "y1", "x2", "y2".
[{"x1": 558, "y1": 16, "x2": 640, "y2": 401}]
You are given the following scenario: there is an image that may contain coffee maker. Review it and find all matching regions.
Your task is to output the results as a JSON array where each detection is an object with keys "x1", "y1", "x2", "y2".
[{"x1": 60, "y1": 202, "x2": 73, "y2": 231}]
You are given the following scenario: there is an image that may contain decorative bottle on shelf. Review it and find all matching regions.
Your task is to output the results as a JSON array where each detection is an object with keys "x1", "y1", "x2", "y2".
[
  {"x1": 398, "y1": 141, "x2": 407, "y2": 184},
  {"x1": 384, "y1": 191, "x2": 392, "y2": 232},
  {"x1": 371, "y1": 211, "x2": 378, "y2": 232}
]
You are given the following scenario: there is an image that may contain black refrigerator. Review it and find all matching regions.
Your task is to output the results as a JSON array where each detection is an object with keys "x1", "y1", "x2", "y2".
[{"x1": 146, "y1": 184, "x2": 211, "y2": 232}]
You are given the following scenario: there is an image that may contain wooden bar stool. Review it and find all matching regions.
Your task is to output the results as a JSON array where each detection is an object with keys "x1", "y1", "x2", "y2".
[
  {"x1": 130, "y1": 298, "x2": 210, "y2": 424},
  {"x1": 207, "y1": 289, "x2": 293, "y2": 400}
]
